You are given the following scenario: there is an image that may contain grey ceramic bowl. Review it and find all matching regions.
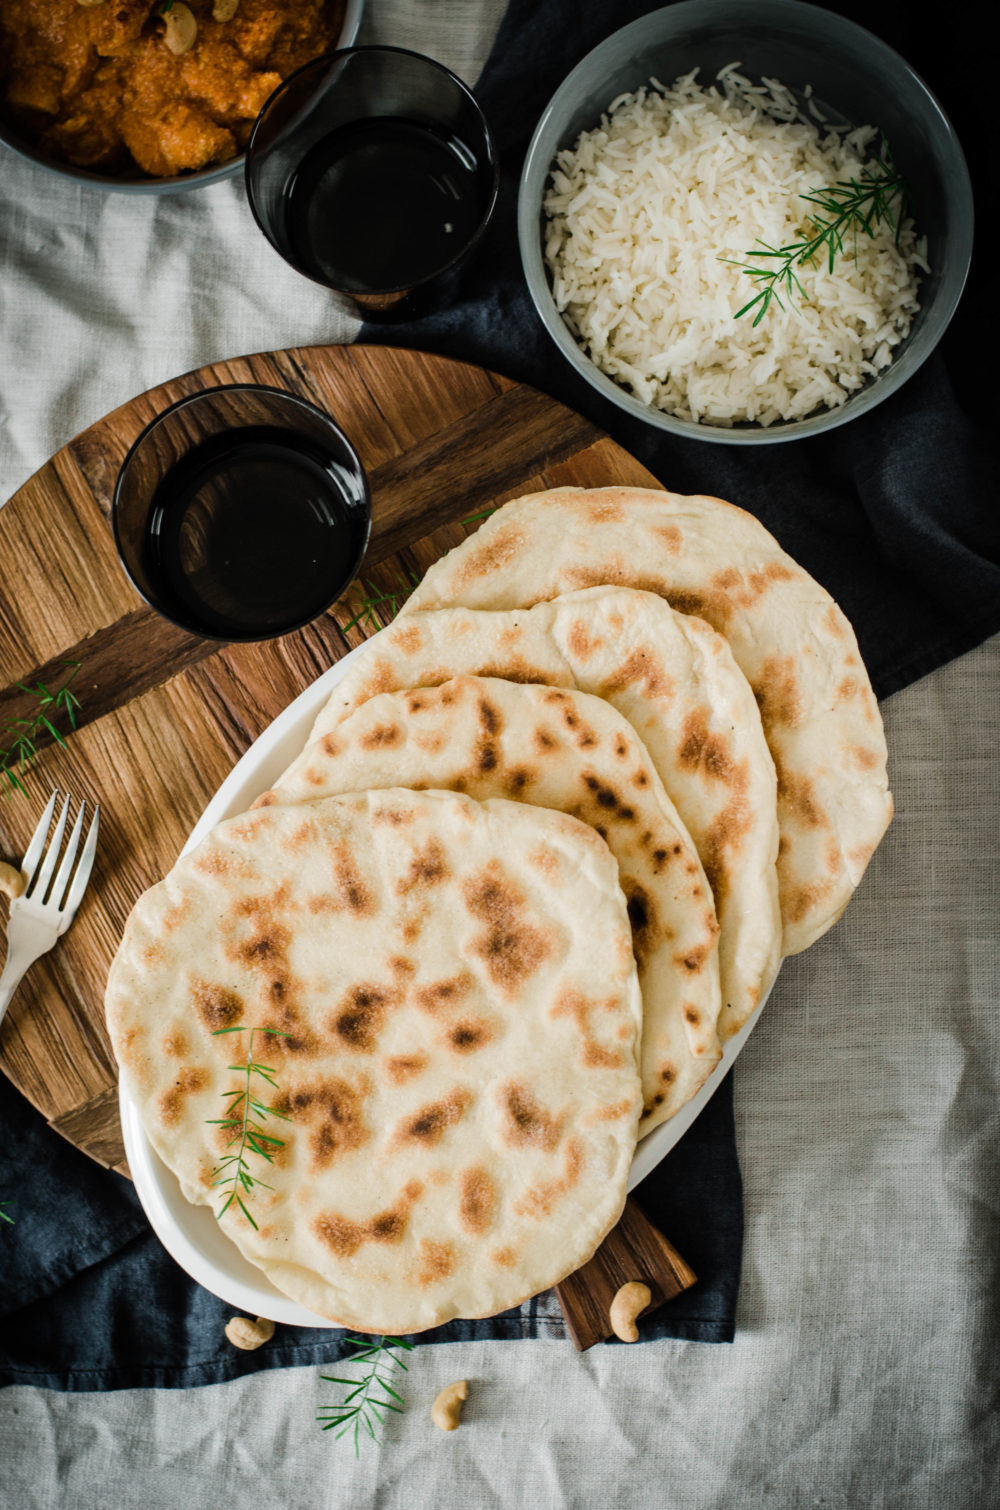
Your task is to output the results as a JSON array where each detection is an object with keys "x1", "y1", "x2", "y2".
[
  {"x1": 518, "y1": 0, "x2": 974, "y2": 445},
  {"x1": 0, "y1": 0, "x2": 363, "y2": 194}
]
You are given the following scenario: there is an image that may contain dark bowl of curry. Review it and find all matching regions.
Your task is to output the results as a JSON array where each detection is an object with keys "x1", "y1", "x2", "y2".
[{"x1": 0, "y1": 0, "x2": 363, "y2": 192}]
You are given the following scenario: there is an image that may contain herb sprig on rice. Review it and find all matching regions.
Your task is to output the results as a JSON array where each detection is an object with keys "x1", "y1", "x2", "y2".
[
  {"x1": 542, "y1": 64, "x2": 927, "y2": 427},
  {"x1": 724, "y1": 135, "x2": 910, "y2": 325}
]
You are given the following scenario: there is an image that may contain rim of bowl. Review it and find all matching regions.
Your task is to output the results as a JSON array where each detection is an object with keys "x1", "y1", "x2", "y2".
[
  {"x1": 518, "y1": 0, "x2": 974, "y2": 445},
  {"x1": 244, "y1": 44, "x2": 501, "y2": 297},
  {"x1": 0, "y1": 0, "x2": 364, "y2": 194},
  {"x1": 111, "y1": 382, "x2": 372, "y2": 642}
]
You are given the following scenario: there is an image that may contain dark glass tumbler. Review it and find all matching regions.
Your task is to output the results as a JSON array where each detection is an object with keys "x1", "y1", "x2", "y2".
[
  {"x1": 113, "y1": 385, "x2": 371, "y2": 643},
  {"x1": 245, "y1": 47, "x2": 499, "y2": 318}
]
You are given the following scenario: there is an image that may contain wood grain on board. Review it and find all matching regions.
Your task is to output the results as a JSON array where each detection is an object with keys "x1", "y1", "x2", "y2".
[
  {"x1": 0, "y1": 344, "x2": 661, "y2": 1174},
  {"x1": 554, "y1": 1197, "x2": 699, "y2": 1351}
]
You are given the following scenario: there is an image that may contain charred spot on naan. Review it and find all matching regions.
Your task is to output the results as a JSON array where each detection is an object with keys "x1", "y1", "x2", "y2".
[
  {"x1": 395, "y1": 836, "x2": 450, "y2": 894},
  {"x1": 566, "y1": 616, "x2": 604, "y2": 662},
  {"x1": 162, "y1": 1029, "x2": 189, "y2": 1059},
  {"x1": 458, "y1": 1166, "x2": 496, "y2": 1235},
  {"x1": 719, "y1": 562, "x2": 796, "y2": 612},
  {"x1": 399, "y1": 909, "x2": 428, "y2": 946},
  {"x1": 462, "y1": 862, "x2": 552, "y2": 992},
  {"x1": 370, "y1": 802, "x2": 417, "y2": 827},
  {"x1": 683, "y1": 1004, "x2": 705, "y2": 1039},
  {"x1": 848, "y1": 743, "x2": 881, "y2": 772},
  {"x1": 546, "y1": 693, "x2": 596, "y2": 746},
  {"x1": 160, "y1": 895, "x2": 192, "y2": 933},
  {"x1": 262, "y1": 1004, "x2": 319, "y2": 1058},
  {"x1": 527, "y1": 843, "x2": 559, "y2": 878},
  {"x1": 286, "y1": 1077, "x2": 370, "y2": 1169},
  {"x1": 158, "y1": 1066, "x2": 208, "y2": 1127},
  {"x1": 783, "y1": 874, "x2": 837, "y2": 926},
  {"x1": 454, "y1": 524, "x2": 527, "y2": 587},
  {"x1": 580, "y1": 772, "x2": 636, "y2": 822},
  {"x1": 331, "y1": 981, "x2": 402, "y2": 1052},
  {"x1": 551, "y1": 986, "x2": 626, "y2": 1071},
  {"x1": 190, "y1": 979, "x2": 244, "y2": 1032},
  {"x1": 558, "y1": 564, "x2": 658, "y2": 599},
  {"x1": 588, "y1": 1096, "x2": 638, "y2": 1124},
  {"x1": 391, "y1": 1088, "x2": 472, "y2": 1148},
  {"x1": 192, "y1": 845, "x2": 258, "y2": 880},
  {"x1": 463, "y1": 690, "x2": 504, "y2": 774},
  {"x1": 445, "y1": 1017, "x2": 497, "y2": 1054},
  {"x1": 414, "y1": 729, "x2": 445, "y2": 755},
  {"x1": 477, "y1": 693, "x2": 503, "y2": 737},
  {"x1": 327, "y1": 844, "x2": 376, "y2": 916},
  {"x1": 675, "y1": 936, "x2": 717, "y2": 978},
  {"x1": 582, "y1": 496, "x2": 626, "y2": 525},
  {"x1": 754, "y1": 654, "x2": 804, "y2": 730},
  {"x1": 359, "y1": 722, "x2": 403, "y2": 750},
  {"x1": 513, "y1": 1137, "x2": 585, "y2": 1219},
  {"x1": 414, "y1": 971, "x2": 475, "y2": 1015},
  {"x1": 383, "y1": 1053, "x2": 429, "y2": 1084},
  {"x1": 314, "y1": 1184, "x2": 422, "y2": 1259},
  {"x1": 354, "y1": 661, "x2": 400, "y2": 703},
  {"x1": 391, "y1": 621, "x2": 424, "y2": 655},
  {"x1": 498, "y1": 1082, "x2": 563, "y2": 1152},
  {"x1": 412, "y1": 1239, "x2": 457, "y2": 1287},
  {"x1": 822, "y1": 603, "x2": 849, "y2": 640},
  {"x1": 776, "y1": 765, "x2": 828, "y2": 830},
  {"x1": 676, "y1": 708, "x2": 740, "y2": 785},
  {"x1": 502, "y1": 764, "x2": 534, "y2": 796},
  {"x1": 479, "y1": 657, "x2": 569, "y2": 686},
  {"x1": 623, "y1": 881, "x2": 659, "y2": 969},
  {"x1": 599, "y1": 647, "x2": 675, "y2": 702}
]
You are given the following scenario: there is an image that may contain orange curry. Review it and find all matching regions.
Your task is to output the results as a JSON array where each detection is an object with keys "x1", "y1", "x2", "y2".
[{"x1": 0, "y1": 0, "x2": 346, "y2": 177}]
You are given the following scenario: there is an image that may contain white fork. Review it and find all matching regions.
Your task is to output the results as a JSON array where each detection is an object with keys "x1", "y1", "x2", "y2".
[{"x1": 0, "y1": 791, "x2": 100, "y2": 1031}]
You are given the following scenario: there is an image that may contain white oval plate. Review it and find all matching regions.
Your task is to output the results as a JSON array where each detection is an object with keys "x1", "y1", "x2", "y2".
[{"x1": 120, "y1": 635, "x2": 773, "y2": 1325}]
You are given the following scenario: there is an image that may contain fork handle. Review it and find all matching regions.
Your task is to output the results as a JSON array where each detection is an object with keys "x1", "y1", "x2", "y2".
[{"x1": 0, "y1": 959, "x2": 27, "y2": 1032}]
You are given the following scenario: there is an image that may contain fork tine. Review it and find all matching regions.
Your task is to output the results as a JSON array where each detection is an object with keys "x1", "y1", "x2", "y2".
[
  {"x1": 20, "y1": 790, "x2": 58, "y2": 887},
  {"x1": 48, "y1": 800, "x2": 87, "y2": 911},
  {"x1": 28, "y1": 791, "x2": 71, "y2": 901},
  {"x1": 61, "y1": 804, "x2": 99, "y2": 924}
]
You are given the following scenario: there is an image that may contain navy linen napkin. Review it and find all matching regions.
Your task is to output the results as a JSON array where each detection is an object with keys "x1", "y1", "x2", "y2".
[{"x1": 2, "y1": 0, "x2": 998, "y2": 1392}]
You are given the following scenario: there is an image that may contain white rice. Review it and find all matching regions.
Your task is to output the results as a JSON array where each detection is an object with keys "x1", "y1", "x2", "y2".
[{"x1": 543, "y1": 66, "x2": 928, "y2": 427}]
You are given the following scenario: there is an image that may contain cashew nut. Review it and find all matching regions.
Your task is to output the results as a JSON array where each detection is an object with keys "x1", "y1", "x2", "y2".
[
  {"x1": 0, "y1": 862, "x2": 25, "y2": 901},
  {"x1": 225, "y1": 1315, "x2": 275, "y2": 1351},
  {"x1": 213, "y1": 0, "x2": 240, "y2": 19},
  {"x1": 162, "y1": 2, "x2": 198, "y2": 55},
  {"x1": 609, "y1": 1281, "x2": 651, "y2": 1342},
  {"x1": 431, "y1": 1379, "x2": 469, "y2": 1432}
]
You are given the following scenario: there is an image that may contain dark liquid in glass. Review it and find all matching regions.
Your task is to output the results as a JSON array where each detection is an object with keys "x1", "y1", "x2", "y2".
[
  {"x1": 285, "y1": 117, "x2": 486, "y2": 292},
  {"x1": 143, "y1": 427, "x2": 366, "y2": 639}
]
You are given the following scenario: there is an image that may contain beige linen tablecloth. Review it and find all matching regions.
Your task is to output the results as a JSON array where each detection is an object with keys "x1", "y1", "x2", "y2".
[{"x1": 0, "y1": 4, "x2": 996, "y2": 1506}]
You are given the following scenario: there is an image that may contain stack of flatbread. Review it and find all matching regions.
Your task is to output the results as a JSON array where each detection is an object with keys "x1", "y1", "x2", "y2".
[{"x1": 106, "y1": 485, "x2": 892, "y2": 1333}]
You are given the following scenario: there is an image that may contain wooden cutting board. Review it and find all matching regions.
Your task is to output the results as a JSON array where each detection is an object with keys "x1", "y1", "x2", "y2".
[{"x1": 0, "y1": 344, "x2": 660, "y2": 1175}]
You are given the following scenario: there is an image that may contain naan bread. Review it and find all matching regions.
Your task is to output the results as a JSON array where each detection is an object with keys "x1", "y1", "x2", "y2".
[
  {"x1": 106, "y1": 790, "x2": 643, "y2": 1334},
  {"x1": 311, "y1": 588, "x2": 781, "y2": 1036},
  {"x1": 261, "y1": 675, "x2": 722, "y2": 1130},
  {"x1": 402, "y1": 487, "x2": 892, "y2": 954}
]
